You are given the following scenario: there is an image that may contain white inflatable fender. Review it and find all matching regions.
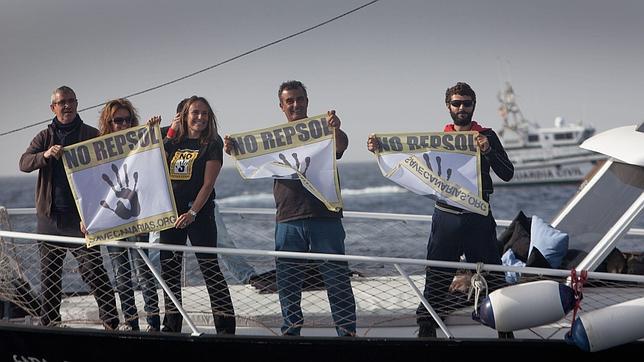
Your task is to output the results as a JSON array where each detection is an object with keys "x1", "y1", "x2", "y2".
[
  {"x1": 567, "y1": 297, "x2": 644, "y2": 352},
  {"x1": 475, "y1": 280, "x2": 575, "y2": 332}
]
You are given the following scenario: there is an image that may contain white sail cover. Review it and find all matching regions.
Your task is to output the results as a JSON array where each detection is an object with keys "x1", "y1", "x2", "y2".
[{"x1": 580, "y1": 124, "x2": 644, "y2": 167}]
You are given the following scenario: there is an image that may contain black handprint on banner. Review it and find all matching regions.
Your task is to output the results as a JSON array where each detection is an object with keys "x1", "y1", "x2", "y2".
[
  {"x1": 99, "y1": 163, "x2": 141, "y2": 220},
  {"x1": 423, "y1": 153, "x2": 452, "y2": 181},
  {"x1": 275, "y1": 152, "x2": 311, "y2": 178}
]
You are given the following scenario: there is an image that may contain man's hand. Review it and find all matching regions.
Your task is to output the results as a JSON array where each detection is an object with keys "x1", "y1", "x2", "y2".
[
  {"x1": 367, "y1": 133, "x2": 381, "y2": 153},
  {"x1": 327, "y1": 110, "x2": 348, "y2": 157},
  {"x1": 476, "y1": 133, "x2": 490, "y2": 154},
  {"x1": 44, "y1": 145, "x2": 63, "y2": 159},
  {"x1": 80, "y1": 221, "x2": 88, "y2": 235},
  {"x1": 327, "y1": 110, "x2": 341, "y2": 129}
]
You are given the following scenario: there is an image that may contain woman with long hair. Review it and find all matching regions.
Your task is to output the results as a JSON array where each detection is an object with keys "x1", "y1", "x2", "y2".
[
  {"x1": 96, "y1": 98, "x2": 162, "y2": 331},
  {"x1": 160, "y1": 96, "x2": 235, "y2": 334}
]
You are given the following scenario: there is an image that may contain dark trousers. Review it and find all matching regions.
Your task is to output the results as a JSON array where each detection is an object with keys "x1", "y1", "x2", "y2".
[
  {"x1": 108, "y1": 246, "x2": 139, "y2": 329},
  {"x1": 37, "y1": 213, "x2": 118, "y2": 328},
  {"x1": 129, "y1": 248, "x2": 161, "y2": 329},
  {"x1": 107, "y1": 246, "x2": 161, "y2": 330},
  {"x1": 416, "y1": 207, "x2": 502, "y2": 326},
  {"x1": 159, "y1": 206, "x2": 235, "y2": 334}
]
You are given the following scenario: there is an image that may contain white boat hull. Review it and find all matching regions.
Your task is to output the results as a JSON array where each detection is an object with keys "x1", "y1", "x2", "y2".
[{"x1": 492, "y1": 151, "x2": 604, "y2": 185}]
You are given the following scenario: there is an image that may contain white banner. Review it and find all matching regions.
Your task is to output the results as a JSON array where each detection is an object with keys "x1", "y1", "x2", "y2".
[
  {"x1": 373, "y1": 132, "x2": 488, "y2": 215},
  {"x1": 63, "y1": 124, "x2": 177, "y2": 247},
  {"x1": 229, "y1": 114, "x2": 342, "y2": 211}
]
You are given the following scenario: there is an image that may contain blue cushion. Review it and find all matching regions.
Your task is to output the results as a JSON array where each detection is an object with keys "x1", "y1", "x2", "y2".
[
  {"x1": 529, "y1": 216, "x2": 569, "y2": 269},
  {"x1": 501, "y1": 249, "x2": 526, "y2": 283}
]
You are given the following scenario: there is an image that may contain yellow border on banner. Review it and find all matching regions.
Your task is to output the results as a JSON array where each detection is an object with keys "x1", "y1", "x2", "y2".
[
  {"x1": 373, "y1": 131, "x2": 483, "y2": 198},
  {"x1": 230, "y1": 114, "x2": 343, "y2": 211},
  {"x1": 373, "y1": 131, "x2": 479, "y2": 155},
  {"x1": 63, "y1": 124, "x2": 178, "y2": 247},
  {"x1": 86, "y1": 211, "x2": 177, "y2": 247}
]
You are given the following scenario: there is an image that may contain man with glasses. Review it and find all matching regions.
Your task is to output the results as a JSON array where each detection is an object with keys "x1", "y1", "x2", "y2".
[
  {"x1": 368, "y1": 82, "x2": 514, "y2": 338},
  {"x1": 224, "y1": 80, "x2": 357, "y2": 337},
  {"x1": 19, "y1": 86, "x2": 119, "y2": 329}
]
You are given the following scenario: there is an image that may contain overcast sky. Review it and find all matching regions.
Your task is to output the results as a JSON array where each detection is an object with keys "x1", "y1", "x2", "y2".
[{"x1": 1, "y1": 0, "x2": 643, "y2": 177}]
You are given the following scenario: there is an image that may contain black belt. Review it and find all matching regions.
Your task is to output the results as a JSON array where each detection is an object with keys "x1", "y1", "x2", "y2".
[
  {"x1": 434, "y1": 196, "x2": 490, "y2": 215},
  {"x1": 435, "y1": 201, "x2": 467, "y2": 214}
]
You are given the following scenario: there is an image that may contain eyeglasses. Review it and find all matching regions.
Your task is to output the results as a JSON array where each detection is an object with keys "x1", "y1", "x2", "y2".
[
  {"x1": 53, "y1": 98, "x2": 77, "y2": 107},
  {"x1": 449, "y1": 100, "x2": 474, "y2": 108},
  {"x1": 111, "y1": 117, "x2": 132, "y2": 125}
]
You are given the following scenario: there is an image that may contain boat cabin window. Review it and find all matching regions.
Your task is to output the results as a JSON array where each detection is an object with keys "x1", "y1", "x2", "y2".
[
  {"x1": 528, "y1": 134, "x2": 539, "y2": 142},
  {"x1": 554, "y1": 132, "x2": 574, "y2": 140},
  {"x1": 552, "y1": 161, "x2": 644, "y2": 266}
]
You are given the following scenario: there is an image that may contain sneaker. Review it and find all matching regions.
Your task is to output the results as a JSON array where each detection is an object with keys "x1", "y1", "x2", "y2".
[
  {"x1": 417, "y1": 323, "x2": 437, "y2": 338},
  {"x1": 103, "y1": 319, "x2": 120, "y2": 331},
  {"x1": 249, "y1": 274, "x2": 278, "y2": 294},
  {"x1": 161, "y1": 325, "x2": 180, "y2": 333},
  {"x1": 338, "y1": 332, "x2": 356, "y2": 337},
  {"x1": 146, "y1": 325, "x2": 160, "y2": 332},
  {"x1": 498, "y1": 331, "x2": 515, "y2": 339}
]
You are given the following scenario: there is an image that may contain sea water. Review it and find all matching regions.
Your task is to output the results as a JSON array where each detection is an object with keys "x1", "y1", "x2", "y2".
[
  {"x1": 2, "y1": 161, "x2": 641, "y2": 244},
  {"x1": 0, "y1": 162, "x2": 644, "y2": 258},
  {"x1": 2, "y1": 162, "x2": 642, "y2": 290}
]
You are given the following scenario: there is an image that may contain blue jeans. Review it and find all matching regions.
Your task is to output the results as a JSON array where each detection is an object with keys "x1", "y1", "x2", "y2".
[
  {"x1": 108, "y1": 244, "x2": 160, "y2": 330},
  {"x1": 275, "y1": 218, "x2": 356, "y2": 336}
]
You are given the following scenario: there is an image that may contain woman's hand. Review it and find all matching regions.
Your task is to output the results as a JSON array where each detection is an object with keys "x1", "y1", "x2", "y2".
[
  {"x1": 146, "y1": 115, "x2": 162, "y2": 127},
  {"x1": 170, "y1": 113, "x2": 181, "y2": 131},
  {"x1": 174, "y1": 211, "x2": 196, "y2": 229}
]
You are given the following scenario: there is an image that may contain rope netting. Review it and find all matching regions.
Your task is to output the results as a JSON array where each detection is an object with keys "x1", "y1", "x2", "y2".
[{"x1": 1, "y1": 208, "x2": 643, "y2": 337}]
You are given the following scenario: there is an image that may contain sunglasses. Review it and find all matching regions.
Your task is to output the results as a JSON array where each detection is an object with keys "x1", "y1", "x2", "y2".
[
  {"x1": 449, "y1": 100, "x2": 474, "y2": 108},
  {"x1": 111, "y1": 117, "x2": 132, "y2": 125},
  {"x1": 53, "y1": 98, "x2": 77, "y2": 107}
]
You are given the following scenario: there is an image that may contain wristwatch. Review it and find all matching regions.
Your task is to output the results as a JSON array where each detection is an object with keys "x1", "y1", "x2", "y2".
[{"x1": 188, "y1": 209, "x2": 197, "y2": 218}]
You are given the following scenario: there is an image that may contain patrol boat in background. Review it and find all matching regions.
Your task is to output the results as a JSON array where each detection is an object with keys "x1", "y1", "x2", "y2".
[{"x1": 492, "y1": 82, "x2": 606, "y2": 185}]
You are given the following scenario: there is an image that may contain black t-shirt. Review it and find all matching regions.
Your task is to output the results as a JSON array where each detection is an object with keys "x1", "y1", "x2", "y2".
[
  {"x1": 273, "y1": 179, "x2": 342, "y2": 222},
  {"x1": 52, "y1": 117, "x2": 82, "y2": 212},
  {"x1": 164, "y1": 136, "x2": 223, "y2": 208}
]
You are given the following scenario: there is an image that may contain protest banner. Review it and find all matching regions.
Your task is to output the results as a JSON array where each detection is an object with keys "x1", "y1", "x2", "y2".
[
  {"x1": 229, "y1": 114, "x2": 342, "y2": 211},
  {"x1": 63, "y1": 124, "x2": 177, "y2": 246},
  {"x1": 372, "y1": 131, "x2": 488, "y2": 215}
]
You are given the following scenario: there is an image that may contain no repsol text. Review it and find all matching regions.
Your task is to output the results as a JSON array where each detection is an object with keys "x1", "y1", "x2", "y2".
[{"x1": 233, "y1": 118, "x2": 332, "y2": 155}]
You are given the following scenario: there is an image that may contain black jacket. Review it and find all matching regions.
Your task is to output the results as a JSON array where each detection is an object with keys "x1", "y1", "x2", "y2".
[{"x1": 479, "y1": 129, "x2": 514, "y2": 200}]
